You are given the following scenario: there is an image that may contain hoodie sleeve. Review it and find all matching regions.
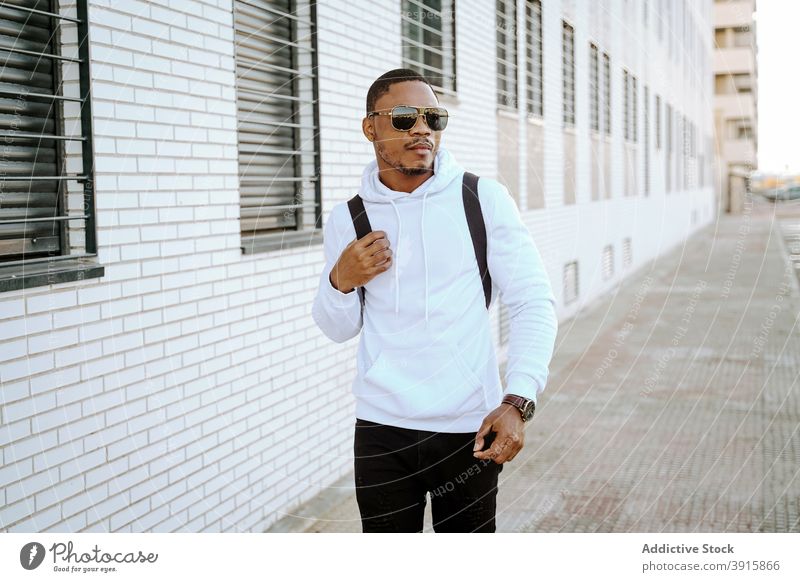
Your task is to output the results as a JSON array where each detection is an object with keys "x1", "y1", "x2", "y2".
[
  {"x1": 311, "y1": 203, "x2": 363, "y2": 343},
  {"x1": 485, "y1": 181, "x2": 558, "y2": 405}
]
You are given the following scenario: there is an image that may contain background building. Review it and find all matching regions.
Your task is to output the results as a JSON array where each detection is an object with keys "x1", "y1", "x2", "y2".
[
  {"x1": 0, "y1": 0, "x2": 713, "y2": 532},
  {"x1": 713, "y1": 0, "x2": 758, "y2": 213}
]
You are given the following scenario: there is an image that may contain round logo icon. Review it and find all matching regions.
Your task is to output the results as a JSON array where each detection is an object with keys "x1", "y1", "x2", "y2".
[{"x1": 20, "y1": 542, "x2": 46, "y2": 570}]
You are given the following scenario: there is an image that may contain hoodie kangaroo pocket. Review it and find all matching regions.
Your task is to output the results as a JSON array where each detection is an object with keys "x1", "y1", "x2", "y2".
[{"x1": 361, "y1": 344, "x2": 487, "y2": 422}]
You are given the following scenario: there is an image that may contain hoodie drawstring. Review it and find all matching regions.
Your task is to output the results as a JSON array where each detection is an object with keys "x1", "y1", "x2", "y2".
[
  {"x1": 389, "y1": 199, "x2": 401, "y2": 315},
  {"x1": 388, "y1": 194, "x2": 430, "y2": 326},
  {"x1": 421, "y1": 191, "x2": 430, "y2": 325}
]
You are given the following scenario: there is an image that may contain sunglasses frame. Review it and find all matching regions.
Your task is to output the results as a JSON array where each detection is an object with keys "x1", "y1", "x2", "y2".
[{"x1": 367, "y1": 105, "x2": 449, "y2": 132}]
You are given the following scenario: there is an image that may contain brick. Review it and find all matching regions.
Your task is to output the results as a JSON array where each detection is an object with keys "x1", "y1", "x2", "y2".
[
  {"x1": 62, "y1": 483, "x2": 106, "y2": 518},
  {"x1": 0, "y1": 313, "x2": 51, "y2": 341},
  {"x1": 5, "y1": 466, "x2": 60, "y2": 505},
  {"x1": 27, "y1": 328, "x2": 80, "y2": 355},
  {"x1": 27, "y1": 290, "x2": 77, "y2": 314},
  {"x1": 59, "y1": 449, "x2": 106, "y2": 482},
  {"x1": 4, "y1": 392, "x2": 57, "y2": 424}
]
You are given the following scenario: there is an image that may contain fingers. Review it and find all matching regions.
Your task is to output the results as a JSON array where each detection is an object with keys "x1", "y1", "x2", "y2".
[
  {"x1": 474, "y1": 436, "x2": 508, "y2": 463},
  {"x1": 472, "y1": 420, "x2": 493, "y2": 453},
  {"x1": 361, "y1": 233, "x2": 393, "y2": 270},
  {"x1": 473, "y1": 431, "x2": 524, "y2": 464},
  {"x1": 495, "y1": 432, "x2": 523, "y2": 464},
  {"x1": 355, "y1": 230, "x2": 387, "y2": 249}
]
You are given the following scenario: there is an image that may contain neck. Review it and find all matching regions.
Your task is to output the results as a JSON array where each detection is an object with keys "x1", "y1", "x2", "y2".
[{"x1": 375, "y1": 161, "x2": 433, "y2": 193}]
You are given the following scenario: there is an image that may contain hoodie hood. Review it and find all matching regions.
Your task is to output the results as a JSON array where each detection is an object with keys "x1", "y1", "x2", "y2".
[{"x1": 358, "y1": 146, "x2": 463, "y2": 325}]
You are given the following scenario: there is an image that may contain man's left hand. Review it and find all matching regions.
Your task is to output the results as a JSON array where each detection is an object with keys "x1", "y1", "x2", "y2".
[{"x1": 472, "y1": 404, "x2": 526, "y2": 464}]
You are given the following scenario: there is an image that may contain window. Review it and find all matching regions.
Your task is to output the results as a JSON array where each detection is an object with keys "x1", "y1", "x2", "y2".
[
  {"x1": 0, "y1": 0, "x2": 103, "y2": 292},
  {"x1": 732, "y1": 73, "x2": 752, "y2": 94},
  {"x1": 401, "y1": 0, "x2": 456, "y2": 93},
  {"x1": 655, "y1": 94, "x2": 661, "y2": 149},
  {"x1": 589, "y1": 43, "x2": 599, "y2": 132},
  {"x1": 496, "y1": 0, "x2": 517, "y2": 109},
  {"x1": 562, "y1": 21, "x2": 575, "y2": 126},
  {"x1": 716, "y1": 73, "x2": 752, "y2": 95},
  {"x1": 666, "y1": 102, "x2": 672, "y2": 192},
  {"x1": 714, "y1": 74, "x2": 726, "y2": 93},
  {"x1": 658, "y1": 0, "x2": 663, "y2": 41},
  {"x1": 644, "y1": 85, "x2": 649, "y2": 195},
  {"x1": 733, "y1": 25, "x2": 751, "y2": 48},
  {"x1": 714, "y1": 27, "x2": 727, "y2": 49},
  {"x1": 727, "y1": 118, "x2": 753, "y2": 141},
  {"x1": 234, "y1": 0, "x2": 321, "y2": 253},
  {"x1": 623, "y1": 70, "x2": 629, "y2": 140},
  {"x1": 525, "y1": 0, "x2": 543, "y2": 117},
  {"x1": 602, "y1": 52, "x2": 611, "y2": 135},
  {"x1": 666, "y1": 103, "x2": 673, "y2": 152},
  {"x1": 632, "y1": 75, "x2": 638, "y2": 143},
  {"x1": 683, "y1": 114, "x2": 689, "y2": 160}
]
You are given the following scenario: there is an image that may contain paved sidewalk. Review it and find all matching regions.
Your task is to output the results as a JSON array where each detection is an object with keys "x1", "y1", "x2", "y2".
[{"x1": 270, "y1": 196, "x2": 800, "y2": 532}]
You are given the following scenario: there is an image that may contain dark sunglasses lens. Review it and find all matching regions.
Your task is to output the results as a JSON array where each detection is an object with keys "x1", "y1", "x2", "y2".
[
  {"x1": 426, "y1": 110, "x2": 448, "y2": 131},
  {"x1": 391, "y1": 107, "x2": 418, "y2": 131}
]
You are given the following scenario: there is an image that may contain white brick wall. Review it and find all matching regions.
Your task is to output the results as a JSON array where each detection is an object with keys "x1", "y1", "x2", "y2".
[{"x1": 0, "y1": 0, "x2": 713, "y2": 532}]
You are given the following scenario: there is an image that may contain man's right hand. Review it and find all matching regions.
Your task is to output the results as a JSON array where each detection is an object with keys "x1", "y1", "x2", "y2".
[{"x1": 329, "y1": 230, "x2": 392, "y2": 293}]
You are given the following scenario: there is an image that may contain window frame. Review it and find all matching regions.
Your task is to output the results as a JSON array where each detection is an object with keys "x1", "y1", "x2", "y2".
[
  {"x1": 589, "y1": 42, "x2": 599, "y2": 132},
  {"x1": 602, "y1": 52, "x2": 611, "y2": 136},
  {"x1": 525, "y1": 0, "x2": 543, "y2": 118},
  {"x1": 235, "y1": 0, "x2": 323, "y2": 254},
  {"x1": 655, "y1": 94, "x2": 661, "y2": 149},
  {"x1": 0, "y1": 0, "x2": 104, "y2": 293},
  {"x1": 401, "y1": 0, "x2": 457, "y2": 95},
  {"x1": 496, "y1": 0, "x2": 518, "y2": 110},
  {"x1": 623, "y1": 69, "x2": 630, "y2": 140},
  {"x1": 562, "y1": 20, "x2": 575, "y2": 127}
]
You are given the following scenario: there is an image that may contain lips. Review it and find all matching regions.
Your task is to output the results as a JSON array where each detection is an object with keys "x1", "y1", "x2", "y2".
[{"x1": 409, "y1": 144, "x2": 432, "y2": 151}]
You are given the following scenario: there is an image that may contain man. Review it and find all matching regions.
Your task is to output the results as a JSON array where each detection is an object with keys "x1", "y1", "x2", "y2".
[{"x1": 311, "y1": 68, "x2": 558, "y2": 532}]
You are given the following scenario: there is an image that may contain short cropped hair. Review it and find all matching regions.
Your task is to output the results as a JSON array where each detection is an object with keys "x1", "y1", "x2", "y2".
[{"x1": 365, "y1": 68, "x2": 438, "y2": 114}]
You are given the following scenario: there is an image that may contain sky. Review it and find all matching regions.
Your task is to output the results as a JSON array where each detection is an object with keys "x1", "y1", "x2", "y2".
[{"x1": 756, "y1": 0, "x2": 800, "y2": 173}]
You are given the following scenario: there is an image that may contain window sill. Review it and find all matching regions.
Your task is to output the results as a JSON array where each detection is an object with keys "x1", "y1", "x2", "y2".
[
  {"x1": 0, "y1": 258, "x2": 105, "y2": 293},
  {"x1": 437, "y1": 91, "x2": 460, "y2": 107},
  {"x1": 241, "y1": 229, "x2": 323, "y2": 255},
  {"x1": 496, "y1": 107, "x2": 520, "y2": 119}
]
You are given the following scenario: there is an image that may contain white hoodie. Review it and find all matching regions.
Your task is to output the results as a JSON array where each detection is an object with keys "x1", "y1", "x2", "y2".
[{"x1": 311, "y1": 146, "x2": 558, "y2": 432}]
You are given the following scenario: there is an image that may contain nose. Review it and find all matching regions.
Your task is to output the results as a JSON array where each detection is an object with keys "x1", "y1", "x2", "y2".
[{"x1": 409, "y1": 113, "x2": 432, "y2": 136}]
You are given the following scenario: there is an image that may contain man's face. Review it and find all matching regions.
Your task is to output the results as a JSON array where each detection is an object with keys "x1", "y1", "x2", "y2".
[{"x1": 364, "y1": 81, "x2": 443, "y2": 176}]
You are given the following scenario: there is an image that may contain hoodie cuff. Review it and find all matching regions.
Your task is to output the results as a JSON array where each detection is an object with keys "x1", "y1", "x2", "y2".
[
  {"x1": 504, "y1": 374, "x2": 539, "y2": 406},
  {"x1": 326, "y1": 271, "x2": 359, "y2": 300}
]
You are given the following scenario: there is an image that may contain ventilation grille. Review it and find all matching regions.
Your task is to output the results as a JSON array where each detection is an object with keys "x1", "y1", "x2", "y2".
[
  {"x1": 601, "y1": 244, "x2": 614, "y2": 280},
  {"x1": 622, "y1": 237, "x2": 633, "y2": 269},
  {"x1": 563, "y1": 261, "x2": 578, "y2": 304}
]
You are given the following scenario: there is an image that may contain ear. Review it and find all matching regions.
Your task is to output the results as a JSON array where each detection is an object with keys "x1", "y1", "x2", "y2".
[{"x1": 362, "y1": 116, "x2": 375, "y2": 142}]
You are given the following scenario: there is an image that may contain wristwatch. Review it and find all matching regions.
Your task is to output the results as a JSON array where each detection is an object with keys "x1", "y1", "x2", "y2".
[{"x1": 502, "y1": 394, "x2": 536, "y2": 422}]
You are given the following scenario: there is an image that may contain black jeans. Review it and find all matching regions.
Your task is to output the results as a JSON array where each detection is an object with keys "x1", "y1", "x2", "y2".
[{"x1": 353, "y1": 418, "x2": 503, "y2": 533}]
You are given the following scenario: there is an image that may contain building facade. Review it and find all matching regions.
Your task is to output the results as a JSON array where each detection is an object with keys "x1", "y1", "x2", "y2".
[
  {"x1": 0, "y1": 0, "x2": 713, "y2": 532},
  {"x1": 712, "y1": 0, "x2": 758, "y2": 213}
]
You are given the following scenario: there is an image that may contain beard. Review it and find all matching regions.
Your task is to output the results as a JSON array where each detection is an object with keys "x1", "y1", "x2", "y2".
[{"x1": 376, "y1": 141, "x2": 434, "y2": 176}]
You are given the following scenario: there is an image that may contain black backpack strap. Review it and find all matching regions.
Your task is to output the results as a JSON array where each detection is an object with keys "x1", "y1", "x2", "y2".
[
  {"x1": 346, "y1": 181, "x2": 491, "y2": 312},
  {"x1": 462, "y1": 171, "x2": 492, "y2": 309},
  {"x1": 347, "y1": 194, "x2": 372, "y2": 309}
]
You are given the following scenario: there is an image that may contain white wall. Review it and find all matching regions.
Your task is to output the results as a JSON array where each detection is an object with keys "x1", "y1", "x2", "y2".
[{"x1": 0, "y1": 0, "x2": 713, "y2": 532}]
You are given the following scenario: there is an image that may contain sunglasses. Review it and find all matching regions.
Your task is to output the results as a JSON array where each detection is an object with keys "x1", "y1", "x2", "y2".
[{"x1": 367, "y1": 105, "x2": 449, "y2": 132}]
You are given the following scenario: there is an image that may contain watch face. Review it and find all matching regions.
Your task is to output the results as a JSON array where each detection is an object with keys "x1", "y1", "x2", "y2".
[{"x1": 522, "y1": 401, "x2": 535, "y2": 421}]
